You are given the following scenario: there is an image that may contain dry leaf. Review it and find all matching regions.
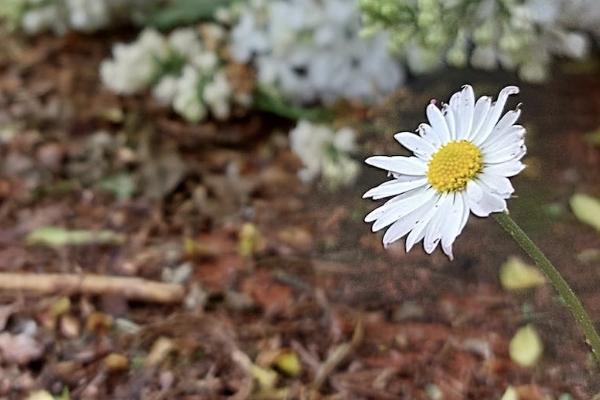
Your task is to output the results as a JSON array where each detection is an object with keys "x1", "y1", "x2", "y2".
[
  {"x1": 570, "y1": 193, "x2": 600, "y2": 232},
  {"x1": 509, "y1": 325, "x2": 543, "y2": 368},
  {"x1": 500, "y1": 257, "x2": 545, "y2": 291}
]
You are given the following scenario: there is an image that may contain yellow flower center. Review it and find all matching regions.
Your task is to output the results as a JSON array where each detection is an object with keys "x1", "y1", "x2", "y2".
[{"x1": 427, "y1": 140, "x2": 483, "y2": 192}]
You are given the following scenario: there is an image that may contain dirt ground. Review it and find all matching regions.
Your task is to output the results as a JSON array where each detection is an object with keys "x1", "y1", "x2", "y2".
[{"x1": 0, "y1": 31, "x2": 600, "y2": 399}]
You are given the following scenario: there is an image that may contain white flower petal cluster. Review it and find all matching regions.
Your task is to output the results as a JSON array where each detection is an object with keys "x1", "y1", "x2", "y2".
[
  {"x1": 100, "y1": 29, "x2": 168, "y2": 95},
  {"x1": 230, "y1": 0, "x2": 404, "y2": 104},
  {"x1": 101, "y1": 26, "x2": 236, "y2": 123},
  {"x1": 364, "y1": 85, "x2": 526, "y2": 259},
  {"x1": 14, "y1": 0, "x2": 156, "y2": 35},
  {"x1": 361, "y1": 0, "x2": 600, "y2": 83},
  {"x1": 464, "y1": 0, "x2": 592, "y2": 82},
  {"x1": 290, "y1": 120, "x2": 359, "y2": 189}
]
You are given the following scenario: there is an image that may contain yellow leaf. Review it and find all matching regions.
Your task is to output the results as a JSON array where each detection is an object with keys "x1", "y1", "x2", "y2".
[
  {"x1": 500, "y1": 386, "x2": 519, "y2": 400},
  {"x1": 238, "y1": 223, "x2": 264, "y2": 258},
  {"x1": 26, "y1": 391, "x2": 54, "y2": 400},
  {"x1": 570, "y1": 193, "x2": 600, "y2": 232},
  {"x1": 500, "y1": 256, "x2": 545, "y2": 291},
  {"x1": 509, "y1": 325, "x2": 543, "y2": 367},
  {"x1": 250, "y1": 364, "x2": 278, "y2": 390},
  {"x1": 273, "y1": 350, "x2": 301, "y2": 377}
]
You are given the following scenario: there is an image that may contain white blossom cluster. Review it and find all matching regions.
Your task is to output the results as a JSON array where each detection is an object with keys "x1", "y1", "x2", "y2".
[
  {"x1": 230, "y1": 0, "x2": 404, "y2": 105},
  {"x1": 100, "y1": 26, "x2": 240, "y2": 123},
  {"x1": 361, "y1": 0, "x2": 600, "y2": 83},
  {"x1": 289, "y1": 120, "x2": 359, "y2": 189},
  {"x1": 5, "y1": 0, "x2": 156, "y2": 35}
]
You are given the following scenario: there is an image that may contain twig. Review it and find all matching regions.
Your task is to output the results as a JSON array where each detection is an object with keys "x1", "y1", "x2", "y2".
[
  {"x1": 311, "y1": 316, "x2": 364, "y2": 395},
  {"x1": 0, "y1": 273, "x2": 184, "y2": 304}
]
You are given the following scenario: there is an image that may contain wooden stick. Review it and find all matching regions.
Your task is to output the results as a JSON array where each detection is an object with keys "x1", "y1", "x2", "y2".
[{"x1": 0, "y1": 273, "x2": 184, "y2": 304}]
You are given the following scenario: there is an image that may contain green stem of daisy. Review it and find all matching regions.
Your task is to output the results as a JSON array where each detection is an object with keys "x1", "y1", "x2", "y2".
[{"x1": 494, "y1": 212, "x2": 600, "y2": 364}]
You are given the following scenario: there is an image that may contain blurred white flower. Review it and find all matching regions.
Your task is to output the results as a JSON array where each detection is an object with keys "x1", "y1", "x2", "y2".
[
  {"x1": 18, "y1": 0, "x2": 159, "y2": 34},
  {"x1": 230, "y1": 0, "x2": 404, "y2": 104},
  {"x1": 168, "y1": 27, "x2": 204, "y2": 59},
  {"x1": 290, "y1": 120, "x2": 359, "y2": 189},
  {"x1": 100, "y1": 29, "x2": 167, "y2": 95},
  {"x1": 173, "y1": 66, "x2": 206, "y2": 123},
  {"x1": 152, "y1": 75, "x2": 179, "y2": 105},
  {"x1": 364, "y1": 85, "x2": 526, "y2": 259},
  {"x1": 22, "y1": 5, "x2": 66, "y2": 35},
  {"x1": 362, "y1": 0, "x2": 600, "y2": 83},
  {"x1": 101, "y1": 26, "x2": 240, "y2": 123},
  {"x1": 203, "y1": 72, "x2": 232, "y2": 120},
  {"x1": 66, "y1": 0, "x2": 110, "y2": 31}
]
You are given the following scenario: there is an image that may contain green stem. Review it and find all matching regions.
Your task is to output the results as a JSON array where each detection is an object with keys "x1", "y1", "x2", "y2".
[{"x1": 494, "y1": 212, "x2": 600, "y2": 363}]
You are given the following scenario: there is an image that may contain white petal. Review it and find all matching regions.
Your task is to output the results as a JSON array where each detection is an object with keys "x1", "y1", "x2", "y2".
[
  {"x1": 481, "y1": 125, "x2": 525, "y2": 152},
  {"x1": 457, "y1": 192, "x2": 471, "y2": 233},
  {"x1": 466, "y1": 179, "x2": 483, "y2": 202},
  {"x1": 442, "y1": 105, "x2": 456, "y2": 140},
  {"x1": 382, "y1": 192, "x2": 437, "y2": 246},
  {"x1": 440, "y1": 193, "x2": 464, "y2": 259},
  {"x1": 405, "y1": 194, "x2": 442, "y2": 252},
  {"x1": 418, "y1": 123, "x2": 442, "y2": 147},
  {"x1": 478, "y1": 173, "x2": 514, "y2": 197},
  {"x1": 426, "y1": 104, "x2": 451, "y2": 143},
  {"x1": 363, "y1": 177, "x2": 428, "y2": 200},
  {"x1": 424, "y1": 194, "x2": 452, "y2": 254},
  {"x1": 478, "y1": 109, "x2": 521, "y2": 147},
  {"x1": 456, "y1": 85, "x2": 475, "y2": 140},
  {"x1": 468, "y1": 189, "x2": 507, "y2": 217},
  {"x1": 473, "y1": 86, "x2": 519, "y2": 145},
  {"x1": 365, "y1": 186, "x2": 429, "y2": 222},
  {"x1": 484, "y1": 144, "x2": 526, "y2": 164},
  {"x1": 484, "y1": 161, "x2": 525, "y2": 177},
  {"x1": 468, "y1": 96, "x2": 491, "y2": 140},
  {"x1": 449, "y1": 92, "x2": 461, "y2": 139},
  {"x1": 394, "y1": 132, "x2": 436, "y2": 159},
  {"x1": 371, "y1": 188, "x2": 434, "y2": 231},
  {"x1": 365, "y1": 156, "x2": 427, "y2": 175}
]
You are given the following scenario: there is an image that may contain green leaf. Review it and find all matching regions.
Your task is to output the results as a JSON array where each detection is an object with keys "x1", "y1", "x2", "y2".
[
  {"x1": 26, "y1": 227, "x2": 124, "y2": 247},
  {"x1": 253, "y1": 85, "x2": 331, "y2": 122},
  {"x1": 97, "y1": 173, "x2": 136, "y2": 201},
  {"x1": 509, "y1": 324, "x2": 543, "y2": 367},
  {"x1": 570, "y1": 193, "x2": 600, "y2": 232},
  {"x1": 141, "y1": 0, "x2": 233, "y2": 30},
  {"x1": 500, "y1": 256, "x2": 545, "y2": 291},
  {"x1": 584, "y1": 126, "x2": 600, "y2": 147}
]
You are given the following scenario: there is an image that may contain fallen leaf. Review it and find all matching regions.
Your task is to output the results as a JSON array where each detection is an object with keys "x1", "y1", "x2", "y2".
[
  {"x1": 584, "y1": 126, "x2": 600, "y2": 146},
  {"x1": 232, "y1": 349, "x2": 278, "y2": 390},
  {"x1": 97, "y1": 173, "x2": 136, "y2": 200},
  {"x1": 146, "y1": 337, "x2": 175, "y2": 367},
  {"x1": 26, "y1": 227, "x2": 124, "y2": 247},
  {"x1": 104, "y1": 353, "x2": 129, "y2": 372},
  {"x1": 570, "y1": 193, "x2": 600, "y2": 232},
  {"x1": 273, "y1": 350, "x2": 302, "y2": 377},
  {"x1": 500, "y1": 257, "x2": 545, "y2": 291},
  {"x1": 509, "y1": 325, "x2": 543, "y2": 368},
  {"x1": 501, "y1": 386, "x2": 519, "y2": 400},
  {"x1": 238, "y1": 223, "x2": 265, "y2": 258},
  {"x1": 26, "y1": 391, "x2": 54, "y2": 400}
]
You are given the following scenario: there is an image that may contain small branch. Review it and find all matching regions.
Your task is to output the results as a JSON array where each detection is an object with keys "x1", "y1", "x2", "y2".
[{"x1": 0, "y1": 273, "x2": 184, "y2": 304}]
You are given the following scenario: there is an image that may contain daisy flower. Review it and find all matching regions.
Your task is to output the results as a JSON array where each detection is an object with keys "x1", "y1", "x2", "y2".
[{"x1": 364, "y1": 85, "x2": 526, "y2": 259}]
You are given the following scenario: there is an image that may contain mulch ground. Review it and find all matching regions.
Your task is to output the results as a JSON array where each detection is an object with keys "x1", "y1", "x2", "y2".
[{"x1": 0, "y1": 30, "x2": 599, "y2": 399}]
